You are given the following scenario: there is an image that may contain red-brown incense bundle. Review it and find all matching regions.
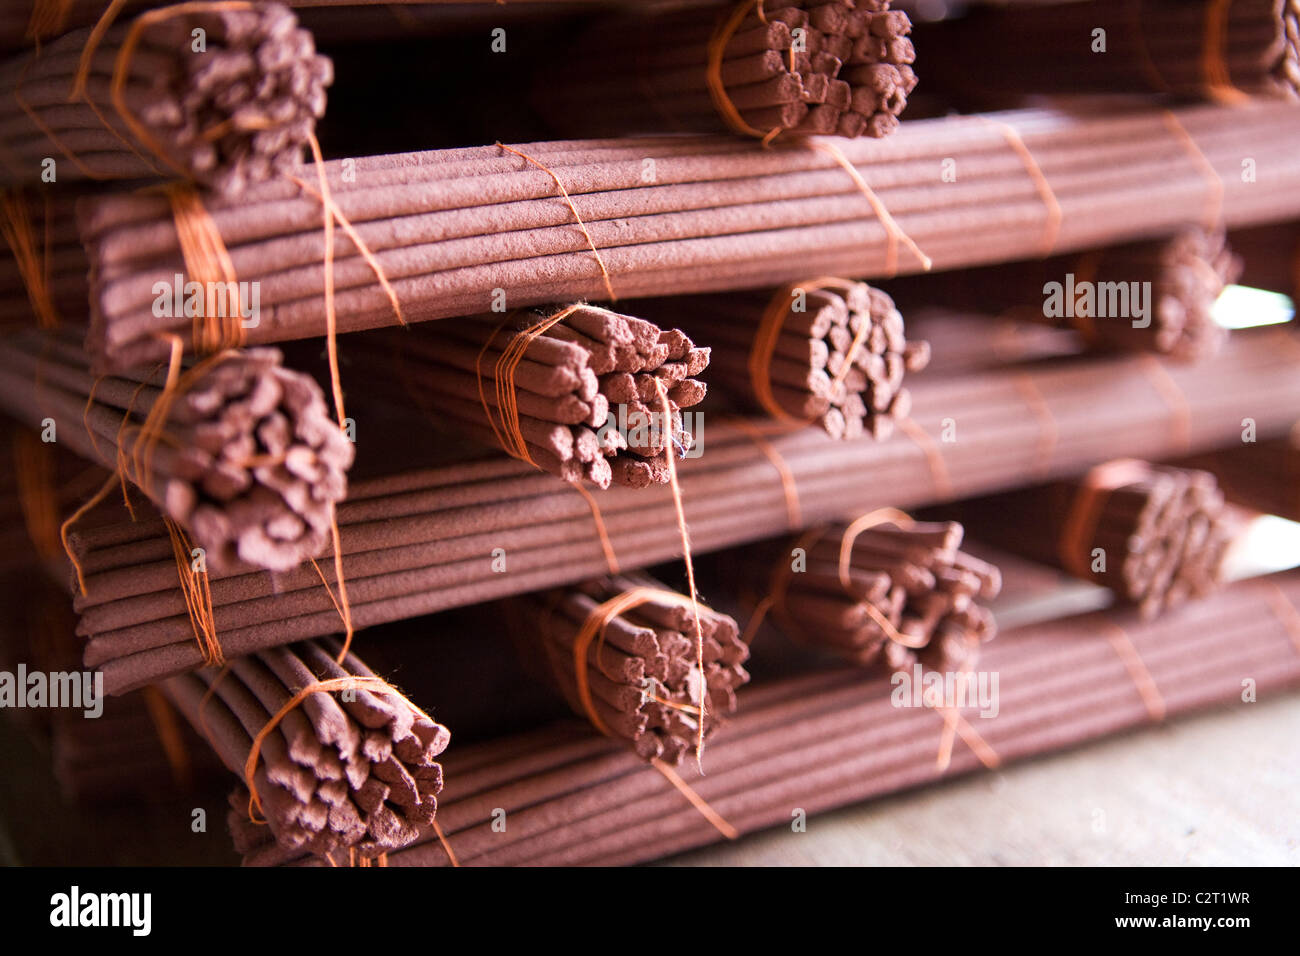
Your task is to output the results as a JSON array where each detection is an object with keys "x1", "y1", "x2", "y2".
[
  {"x1": 634, "y1": 279, "x2": 928, "y2": 439},
  {"x1": 351, "y1": 304, "x2": 709, "y2": 489},
  {"x1": 539, "y1": 1, "x2": 917, "y2": 139},
  {"x1": 511, "y1": 572, "x2": 750, "y2": 765},
  {"x1": 915, "y1": 0, "x2": 1300, "y2": 104},
  {"x1": 0, "y1": 2, "x2": 331, "y2": 193},
  {"x1": 741, "y1": 513, "x2": 999, "y2": 671},
  {"x1": 0, "y1": 329, "x2": 353, "y2": 573},
  {"x1": 955, "y1": 461, "x2": 1231, "y2": 619},
  {"x1": 887, "y1": 229, "x2": 1242, "y2": 361},
  {"x1": 163, "y1": 637, "x2": 449, "y2": 862}
]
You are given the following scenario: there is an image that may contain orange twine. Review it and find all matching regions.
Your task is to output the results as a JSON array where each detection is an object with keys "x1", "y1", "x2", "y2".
[
  {"x1": 706, "y1": 0, "x2": 782, "y2": 144},
  {"x1": 164, "y1": 515, "x2": 223, "y2": 666},
  {"x1": 164, "y1": 184, "x2": 244, "y2": 356},
  {"x1": 1100, "y1": 622, "x2": 1165, "y2": 721},
  {"x1": 1136, "y1": 354, "x2": 1192, "y2": 453},
  {"x1": 724, "y1": 417, "x2": 802, "y2": 529},
  {"x1": 496, "y1": 142, "x2": 616, "y2": 301},
  {"x1": 572, "y1": 482, "x2": 620, "y2": 574},
  {"x1": 12, "y1": 428, "x2": 61, "y2": 560},
  {"x1": 650, "y1": 756, "x2": 740, "y2": 840},
  {"x1": 245, "y1": 676, "x2": 431, "y2": 821},
  {"x1": 1160, "y1": 111, "x2": 1224, "y2": 230},
  {"x1": 896, "y1": 417, "x2": 953, "y2": 498},
  {"x1": 1201, "y1": 0, "x2": 1251, "y2": 105},
  {"x1": 808, "y1": 140, "x2": 932, "y2": 277},
  {"x1": 934, "y1": 701, "x2": 1001, "y2": 772},
  {"x1": 1056, "y1": 458, "x2": 1152, "y2": 580},
  {"x1": 0, "y1": 190, "x2": 61, "y2": 329},
  {"x1": 1013, "y1": 372, "x2": 1059, "y2": 478},
  {"x1": 981, "y1": 117, "x2": 1061, "y2": 257}
]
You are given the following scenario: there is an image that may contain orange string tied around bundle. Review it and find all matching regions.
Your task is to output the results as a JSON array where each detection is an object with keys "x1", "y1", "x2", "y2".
[
  {"x1": 1056, "y1": 458, "x2": 1153, "y2": 579},
  {"x1": 706, "y1": 0, "x2": 782, "y2": 144},
  {"x1": 835, "y1": 507, "x2": 930, "y2": 650},
  {"x1": 164, "y1": 184, "x2": 244, "y2": 356},
  {"x1": 981, "y1": 117, "x2": 1061, "y2": 258},
  {"x1": 244, "y1": 676, "x2": 433, "y2": 821},
  {"x1": 0, "y1": 190, "x2": 61, "y2": 329},
  {"x1": 496, "y1": 142, "x2": 617, "y2": 301},
  {"x1": 1101, "y1": 622, "x2": 1166, "y2": 721},
  {"x1": 164, "y1": 515, "x2": 223, "y2": 667},
  {"x1": 1200, "y1": 0, "x2": 1251, "y2": 106}
]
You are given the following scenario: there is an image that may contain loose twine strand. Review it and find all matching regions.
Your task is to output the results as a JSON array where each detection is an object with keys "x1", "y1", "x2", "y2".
[
  {"x1": 568, "y1": 584, "x2": 737, "y2": 838},
  {"x1": 0, "y1": 190, "x2": 61, "y2": 329}
]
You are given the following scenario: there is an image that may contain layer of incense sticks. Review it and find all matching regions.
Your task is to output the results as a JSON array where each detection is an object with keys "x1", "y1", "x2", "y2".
[
  {"x1": 953, "y1": 461, "x2": 1230, "y2": 619},
  {"x1": 66, "y1": 327, "x2": 1300, "y2": 695},
  {"x1": 76, "y1": 99, "x2": 1300, "y2": 371},
  {"x1": 244, "y1": 569, "x2": 1300, "y2": 867},
  {"x1": 1176, "y1": 429, "x2": 1300, "y2": 523},
  {"x1": 886, "y1": 229, "x2": 1242, "y2": 360},
  {"x1": 632, "y1": 280, "x2": 928, "y2": 438},
  {"x1": 538, "y1": 1, "x2": 917, "y2": 139},
  {"x1": 738, "y1": 516, "x2": 999, "y2": 669},
  {"x1": 347, "y1": 305, "x2": 709, "y2": 488},
  {"x1": 0, "y1": 570, "x2": 216, "y2": 803},
  {"x1": 915, "y1": 0, "x2": 1300, "y2": 103},
  {"x1": 0, "y1": 2, "x2": 331, "y2": 193},
  {"x1": 0, "y1": 330, "x2": 354, "y2": 573},
  {"x1": 163, "y1": 637, "x2": 450, "y2": 862},
  {"x1": 510, "y1": 572, "x2": 749, "y2": 764}
]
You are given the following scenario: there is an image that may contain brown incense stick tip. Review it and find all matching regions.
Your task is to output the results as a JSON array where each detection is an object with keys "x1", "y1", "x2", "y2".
[
  {"x1": 518, "y1": 572, "x2": 749, "y2": 765},
  {"x1": 173, "y1": 348, "x2": 353, "y2": 573},
  {"x1": 1148, "y1": 229, "x2": 1241, "y2": 362},
  {"x1": 135, "y1": 3, "x2": 332, "y2": 194},
  {"x1": 750, "y1": 519, "x2": 999, "y2": 673},
  {"x1": 168, "y1": 639, "x2": 448, "y2": 863}
]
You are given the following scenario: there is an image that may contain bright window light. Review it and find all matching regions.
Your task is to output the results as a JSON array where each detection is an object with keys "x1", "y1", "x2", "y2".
[{"x1": 1212, "y1": 285, "x2": 1295, "y2": 330}]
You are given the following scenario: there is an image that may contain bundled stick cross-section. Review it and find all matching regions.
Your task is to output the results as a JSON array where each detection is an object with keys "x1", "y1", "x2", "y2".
[
  {"x1": 354, "y1": 304, "x2": 709, "y2": 488},
  {"x1": 540, "y1": 0, "x2": 917, "y2": 139},
  {"x1": 0, "y1": 330, "x2": 353, "y2": 572},
  {"x1": 741, "y1": 513, "x2": 999, "y2": 671},
  {"x1": 511, "y1": 573, "x2": 750, "y2": 764},
  {"x1": 636, "y1": 279, "x2": 927, "y2": 438},
  {"x1": 0, "y1": 1, "x2": 331, "y2": 193},
  {"x1": 887, "y1": 229, "x2": 1242, "y2": 361},
  {"x1": 955, "y1": 461, "x2": 1231, "y2": 619},
  {"x1": 163, "y1": 638, "x2": 449, "y2": 862}
]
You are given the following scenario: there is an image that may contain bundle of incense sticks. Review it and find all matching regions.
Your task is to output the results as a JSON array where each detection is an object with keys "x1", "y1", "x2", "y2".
[
  {"x1": 0, "y1": 571, "x2": 215, "y2": 803},
  {"x1": 1176, "y1": 429, "x2": 1300, "y2": 523},
  {"x1": 247, "y1": 569, "x2": 1300, "y2": 867},
  {"x1": 915, "y1": 0, "x2": 1300, "y2": 103},
  {"x1": 163, "y1": 637, "x2": 450, "y2": 862},
  {"x1": 886, "y1": 229, "x2": 1242, "y2": 360},
  {"x1": 350, "y1": 304, "x2": 709, "y2": 488},
  {"x1": 539, "y1": 1, "x2": 917, "y2": 139},
  {"x1": 0, "y1": 329, "x2": 354, "y2": 573},
  {"x1": 633, "y1": 280, "x2": 928, "y2": 438},
  {"x1": 76, "y1": 99, "x2": 1300, "y2": 371},
  {"x1": 0, "y1": 2, "x2": 332, "y2": 193},
  {"x1": 739, "y1": 516, "x2": 1000, "y2": 670},
  {"x1": 510, "y1": 572, "x2": 749, "y2": 764},
  {"x1": 1229, "y1": 221, "x2": 1300, "y2": 299},
  {"x1": 65, "y1": 327, "x2": 1300, "y2": 695},
  {"x1": 953, "y1": 461, "x2": 1231, "y2": 619}
]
